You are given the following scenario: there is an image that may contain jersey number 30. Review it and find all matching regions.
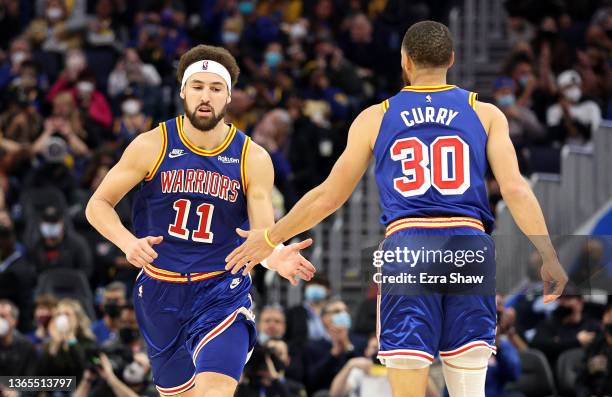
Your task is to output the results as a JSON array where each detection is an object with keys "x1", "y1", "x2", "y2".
[
  {"x1": 390, "y1": 135, "x2": 470, "y2": 197},
  {"x1": 168, "y1": 199, "x2": 214, "y2": 243}
]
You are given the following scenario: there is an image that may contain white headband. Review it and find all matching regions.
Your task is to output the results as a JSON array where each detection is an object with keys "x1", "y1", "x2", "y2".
[{"x1": 181, "y1": 60, "x2": 232, "y2": 94}]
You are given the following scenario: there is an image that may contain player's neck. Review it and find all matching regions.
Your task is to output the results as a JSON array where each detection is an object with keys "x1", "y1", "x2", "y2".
[
  {"x1": 407, "y1": 70, "x2": 448, "y2": 87},
  {"x1": 182, "y1": 116, "x2": 230, "y2": 150}
]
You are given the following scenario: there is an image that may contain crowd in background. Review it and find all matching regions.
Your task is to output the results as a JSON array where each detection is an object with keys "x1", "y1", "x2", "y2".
[{"x1": 0, "y1": 0, "x2": 610, "y2": 396}]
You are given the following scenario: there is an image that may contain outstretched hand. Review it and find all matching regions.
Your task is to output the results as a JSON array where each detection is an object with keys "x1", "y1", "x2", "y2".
[
  {"x1": 541, "y1": 255, "x2": 568, "y2": 304},
  {"x1": 225, "y1": 228, "x2": 316, "y2": 284}
]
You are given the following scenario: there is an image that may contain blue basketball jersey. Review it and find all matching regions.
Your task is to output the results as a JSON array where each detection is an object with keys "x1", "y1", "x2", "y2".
[
  {"x1": 132, "y1": 116, "x2": 250, "y2": 273},
  {"x1": 373, "y1": 85, "x2": 494, "y2": 233}
]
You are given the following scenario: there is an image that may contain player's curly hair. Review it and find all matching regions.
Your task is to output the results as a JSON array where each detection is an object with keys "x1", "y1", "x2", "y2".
[
  {"x1": 176, "y1": 45, "x2": 240, "y2": 88},
  {"x1": 402, "y1": 21, "x2": 454, "y2": 68}
]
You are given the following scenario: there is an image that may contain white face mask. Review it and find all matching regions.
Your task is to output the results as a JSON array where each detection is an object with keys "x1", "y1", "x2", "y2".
[
  {"x1": 47, "y1": 7, "x2": 64, "y2": 21},
  {"x1": 54, "y1": 314, "x2": 70, "y2": 333},
  {"x1": 121, "y1": 99, "x2": 141, "y2": 115},
  {"x1": 564, "y1": 86, "x2": 581, "y2": 102},
  {"x1": 122, "y1": 361, "x2": 146, "y2": 385},
  {"x1": 10, "y1": 51, "x2": 27, "y2": 66},
  {"x1": 40, "y1": 222, "x2": 63, "y2": 239},
  {"x1": 0, "y1": 317, "x2": 11, "y2": 337},
  {"x1": 290, "y1": 23, "x2": 307, "y2": 40},
  {"x1": 77, "y1": 81, "x2": 94, "y2": 96}
]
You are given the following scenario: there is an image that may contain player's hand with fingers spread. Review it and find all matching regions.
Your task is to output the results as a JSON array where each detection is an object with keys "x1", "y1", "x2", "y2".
[
  {"x1": 540, "y1": 254, "x2": 568, "y2": 304},
  {"x1": 122, "y1": 235, "x2": 163, "y2": 268},
  {"x1": 225, "y1": 228, "x2": 316, "y2": 284},
  {"x1": 265, "y1": 240, "x2": 316, "y2": 285}
]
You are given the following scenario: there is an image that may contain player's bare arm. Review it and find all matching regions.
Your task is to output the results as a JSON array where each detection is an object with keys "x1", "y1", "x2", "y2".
[
  {"x1": 85, "y1": 127, "x2": 164, "y2": 269},
  {"x1": 240, "y1": 141, "x2": 316, "y2": 284},
  {"x1": 225, "y1": 103, "x2": 382, "y2": 272},
  {"x1": 477, "y1": 100, "x2": 568, "y2": 302}
]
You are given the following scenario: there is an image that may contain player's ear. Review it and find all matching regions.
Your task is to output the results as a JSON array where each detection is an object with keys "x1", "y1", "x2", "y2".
[
  {"x1": 448, "y1": 51, "x2": 455, "y2": 69},
  {"x1": 179, "y1": 87, "x2": 185, "y2": 100}
]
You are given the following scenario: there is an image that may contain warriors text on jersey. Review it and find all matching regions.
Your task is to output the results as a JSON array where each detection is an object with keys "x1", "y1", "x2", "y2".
[
  {"x1": 373, "y1": 85, "x2": 495, "y2": 233},
  {"x1": 132, "y1": 116, "x2": 251, "y2": 274}
]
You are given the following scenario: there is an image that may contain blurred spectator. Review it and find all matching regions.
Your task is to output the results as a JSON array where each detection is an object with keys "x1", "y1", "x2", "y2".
[
  {"x1": 493, "y1": 76, "x2": 545, "y2": 146},
  {"x1": 546, "y1": 70, "x2": 602, "y2": 145},
  {"x1": 576, "y1": 304, "x2": 612, "y2": 397},
  {"x1": 258, "y1": 305, "x2": 286, "y2": 343},
  {"x1": 33, "y1": 92, "x2": 90, "y2": 158},
  {"x1": 226, "y1": 89, "x2": 258, "y2": 132},
  {"x1": 252, "y1": 108, "x2": 298, "y2": 209},
  {"x1": 36, "y1": 298, "x2": 96, "y2": 381},
  {"x1": 107, "y1": 48, "x2": 162, "y2": 114},
  {"x1": 38, "y1": 0, "x2": 86, "y2": 54},
  {"x1": 85, "y1": 0, "x2": 121, "y2": 48},
  {"x1": 330, "y1": 334, "x2": 392, "y2": 397},
  {"x1": 26, "y1": 294, "x2": 58, "y2": 349},
  {"x1": 91, "y1": 281, "x2": 127, "y2": 344},
  {"x1": 46, "y1": 48, "x2": 87, "y2": 101},
  {"x1": 0, "y1": 209, "x2": 35, "y2": 331},
  {"x1": 305, "y1": 298, "x2": 366, "y2": 395},
  {"x1": 531, "y1": 292, "x2": 600, "y2": 367},
  {"x1": 0, "y1": 0, "x2": 25, "y2": 49},
  {"x1": 236, "y1": 339, "x2": 305, "y2": 397},
  {"x1": 285, "y1": 276, "x2": 331, "y2": 344},
  {"x1": 27, "y1": 204, "x2": 93, "y2": 279},
  {"x1": 0, "y1": 37, "x2": 33, "y2": 92},
  {"x1": 0, "y1": 299, "x2": 37, "y2": 376},
  {"x1": 113, "y1": 96, "x2": 152, "y2": 148}
]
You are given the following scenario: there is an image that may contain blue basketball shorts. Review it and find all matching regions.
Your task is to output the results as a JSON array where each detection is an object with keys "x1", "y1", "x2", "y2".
[
  {"x1": 133, "y1": 264, "x2": 256, "y2": 395},
  {"x1": 375, "y1": 217, "x2": 497, "y2": 367}
]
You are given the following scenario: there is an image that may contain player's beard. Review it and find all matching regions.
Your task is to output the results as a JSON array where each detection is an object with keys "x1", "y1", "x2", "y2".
[{"x1": 183, "y1": 99, "x2": 227, "y2": 132}]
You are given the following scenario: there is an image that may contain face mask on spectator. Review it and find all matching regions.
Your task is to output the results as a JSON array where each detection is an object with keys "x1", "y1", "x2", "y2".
[
  {"x1": 518, "y1": 74, "x2": 530, "y2": 87},
  {"x1": 54, "y1": 314, "x2": 70, "y2": 333},
  {"x1": 121, "y1": 99, "x2": 141, "y2": 116},
  {"x1": 238, "y1": 1, "x2": 254, "y2": 15},
  {"x1": 222, "y1": 31, "x2": 240, "y2": 45},
  {"x1": 264, "y1": 52, "x2": 282, "y2": 68},
  {"x1": 10, "y1": 51, "x2": 27, "y2": 66},
  {"x1": 331, "y1": 311, "x2": 351, "y2": 329},
  {"x1": 290, "y1": 23, "x2": 307, "y2": 41},
  {"x1": 563, "y1": 86, "x2": 581, "y2": 103},
  {"x1": 0, "y1": 317, "x2": 10, "y2": 337},
  {"x1": 119, "y1": 326, "x2": 140, "y2": 344},
  {"x1": 497, "y1": 94, "x2": 515, "y2": 108},
  {"x1": 40, "y1": 222, "x2": 63, "y2": 239},
  {"x1": 46, "y1": 7, "x2": 64, "y2": 21},
  {"x1": 123, "y1": 361, "x2": 146, "y2": 385},
  {"x1": 258, "y1": 331, "x2": 270, "y2": 344},
  {"x1": 37, "y1": 314, "x2": 52, "y2": 329},
  {"x1": 103, "y1": 302, "x2": 121, "y2": 319},
  {"x1": 304, "y1": 285, "x2": 327, "y2": 302},
  {"x1": 77, "y1": 81, "x2": 95, "y2": 96}
]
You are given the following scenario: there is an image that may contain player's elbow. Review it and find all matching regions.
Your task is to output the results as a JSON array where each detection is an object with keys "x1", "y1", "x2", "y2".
[
  {"x1": 500, "y1": 181, "x2": 531, "y2": 203},
  {"x1": 85, "y1": 196, "x2": 105, "y2": 226}
]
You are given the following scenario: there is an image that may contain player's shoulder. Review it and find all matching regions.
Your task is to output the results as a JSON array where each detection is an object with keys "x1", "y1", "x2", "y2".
[
  {"x1": 473, "y1": 100, "x2": 507, "y2": 131},
  {"x1": 244, "y1": 139, "x2": 273, "y2": 169},
  {"x1": 127, "y1": 125, "x2": 164, "y2": 153}
]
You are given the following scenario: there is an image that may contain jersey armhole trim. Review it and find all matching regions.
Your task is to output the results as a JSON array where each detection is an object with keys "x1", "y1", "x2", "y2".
[
  {"x1": 240, "y1": 136, "x2": 251, "y2": 193},
  {"x1": 144, "y1": 122, "x2": 168, "y2": 182},
  {"x1": 381, "y1": 99, "x2": 390, "y2": 113},
  {"x1": 469, "y1": 92, "x2": 478, "y2": 110}
]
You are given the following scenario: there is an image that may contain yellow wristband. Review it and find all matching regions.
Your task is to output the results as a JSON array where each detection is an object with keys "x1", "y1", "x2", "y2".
[{"x1": 264, "y1": 229, "x2": 277, "y2": 249}]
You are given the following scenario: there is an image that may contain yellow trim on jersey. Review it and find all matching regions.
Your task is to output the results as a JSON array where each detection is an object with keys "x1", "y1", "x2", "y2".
[
  {"x1": 469, "y1": 92, "x2": 478, "y2": 110},
  {"x1": 240, "y1": 137, "x2": 251, "y2": 193},
  {"x1": 143, "y1": 263, "x2": 225, "y2": 283},
  {"x1": 385, "y1": 216, "x2": 484, "y2": 237},
  {"x1": 402, "y1": 84, "x2": 456, "y2": 93},
  {"x1": 144, "y1": 122, "x2": 168, "y2": 182},
  {"x1": 381, "y1": 99, "x2": 390, "y2": 112},
  {"x1": 177, "y1": 116, "x2": 237, "y2": 156}
]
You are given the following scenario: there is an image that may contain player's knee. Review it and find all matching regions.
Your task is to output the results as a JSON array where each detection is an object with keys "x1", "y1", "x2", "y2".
[{"x1": 441, "y1": 347, "x2": 491, "y2": 397}]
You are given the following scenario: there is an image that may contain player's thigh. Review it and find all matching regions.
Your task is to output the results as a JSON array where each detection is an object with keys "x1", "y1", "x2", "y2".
[
  {"x1": 178, "y1": 372, "x2": 237, "y2": 397},
  {"x1": 387, "y1": 366, "x2": 431, "y2": 397}
]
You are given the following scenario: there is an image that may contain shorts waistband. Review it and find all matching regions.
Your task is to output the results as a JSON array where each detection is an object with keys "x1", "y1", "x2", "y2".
[
  {"x1": 143, "y1": 263, "x2": 225, "y2": 283},
  {"x1": 385, "y1": 216, "x2": 484, "y2": 237}
]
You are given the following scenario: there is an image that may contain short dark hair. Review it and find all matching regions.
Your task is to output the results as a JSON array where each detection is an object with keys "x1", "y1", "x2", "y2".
[
  {"x1": 176, "y1": 45, "x2": 240, "y2": 88},
  {"x1": 402, "y1": 21, "x2": 453, "y2": 68}
]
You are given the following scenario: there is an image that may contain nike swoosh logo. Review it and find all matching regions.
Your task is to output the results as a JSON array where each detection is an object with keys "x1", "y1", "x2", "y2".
[{"x1": 168, "y1": 152, "x2": 187, "y2": 158}]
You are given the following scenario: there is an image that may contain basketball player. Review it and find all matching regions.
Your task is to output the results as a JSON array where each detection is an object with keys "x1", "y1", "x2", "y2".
[
  {"x1": 225, "y1": 21, "x2": 568, "y2": 397},
  {"x1": 86, "y1": 45, "x2": 316, "y2": 397}
]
